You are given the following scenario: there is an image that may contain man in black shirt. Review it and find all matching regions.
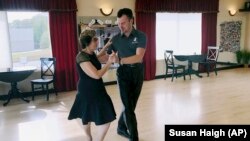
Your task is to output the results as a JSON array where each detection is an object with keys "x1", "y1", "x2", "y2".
[{"x1": 108, "y1": 8, "x2": 147, "y2": 141}]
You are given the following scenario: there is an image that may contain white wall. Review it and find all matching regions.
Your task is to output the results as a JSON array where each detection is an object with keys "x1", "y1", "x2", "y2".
[{"x1": 76, "y1": 0, "x2": 135, "y2": 17}]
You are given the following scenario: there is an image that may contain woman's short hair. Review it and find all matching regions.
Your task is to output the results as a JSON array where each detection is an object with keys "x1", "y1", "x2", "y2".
[{"x1": 79, "y1": 29, "x2": 96, "y2": 50}]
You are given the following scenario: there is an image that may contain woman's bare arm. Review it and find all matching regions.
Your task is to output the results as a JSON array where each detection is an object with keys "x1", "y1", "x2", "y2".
[{"x1": 80, "y1": 51, "x2": 115, "y2": 79}]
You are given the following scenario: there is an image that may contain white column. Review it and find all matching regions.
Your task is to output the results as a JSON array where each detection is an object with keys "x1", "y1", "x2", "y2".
[{"x1": 0, "y1": 11, "x2": 12, "y2": 69}]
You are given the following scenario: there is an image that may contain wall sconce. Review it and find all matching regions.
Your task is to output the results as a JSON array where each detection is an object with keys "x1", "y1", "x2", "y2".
[
  {"x1": 228, "y1": 9, "x2": 237, "y2": 16},
  {"x1": 100, "y1": 8, "x2": 113, "y2": 16}
]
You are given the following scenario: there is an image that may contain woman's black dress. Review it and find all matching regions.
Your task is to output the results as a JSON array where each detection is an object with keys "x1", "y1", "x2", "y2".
[{"x1": 68, "y1": 52, "x2": 116, "y2": 125}]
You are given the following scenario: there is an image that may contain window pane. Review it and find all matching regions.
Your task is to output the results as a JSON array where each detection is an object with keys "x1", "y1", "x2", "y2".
[
  {"x1": 7, "y1": 12, "x2": 52, "y2": 67},
  {"x1": 156, "y1": 13, "x2": 201, "y2": 60}
]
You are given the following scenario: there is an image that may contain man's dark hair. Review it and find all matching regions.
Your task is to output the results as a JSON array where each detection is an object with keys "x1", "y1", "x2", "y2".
[{"x1": 117, "y1": 8, "x2": 133, "y2": 19}]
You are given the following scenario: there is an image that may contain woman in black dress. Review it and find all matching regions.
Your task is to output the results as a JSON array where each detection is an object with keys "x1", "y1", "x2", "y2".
[{"x1": 68, "y1": 29, "x2": 116, "y2": 141}]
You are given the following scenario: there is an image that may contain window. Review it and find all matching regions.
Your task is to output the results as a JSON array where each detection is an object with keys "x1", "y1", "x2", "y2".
[
  {"x1": 6, "y1": 12, "x2": 52, "y2": 67},
  {"x1": 156, "y1": 13, "x2": 201, "y2": 60}
]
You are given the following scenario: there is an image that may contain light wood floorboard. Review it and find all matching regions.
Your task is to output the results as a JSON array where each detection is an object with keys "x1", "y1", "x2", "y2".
[{"x1": 1, "y1": 68, "x2": 250, "y2": 141}]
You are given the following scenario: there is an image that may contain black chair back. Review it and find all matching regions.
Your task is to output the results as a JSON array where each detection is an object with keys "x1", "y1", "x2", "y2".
[
  {"x1": 164, "y1": 50, "x2": 175, "y2": 67},
  {"x1": 40, "y1": 58, "x2": 56, "y2": 80},
  {"x1": 206, "y1": 46, "x2": 219, "y2": 61}
]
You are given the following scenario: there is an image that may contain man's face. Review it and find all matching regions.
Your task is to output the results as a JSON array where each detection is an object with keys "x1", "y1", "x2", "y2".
[{"x1": 117, "y1": 15, "x2": 133, "y2": 34}]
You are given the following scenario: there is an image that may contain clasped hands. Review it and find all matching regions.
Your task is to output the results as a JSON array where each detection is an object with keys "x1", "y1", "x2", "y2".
[
  {"x1": 108, "y1": 51, "x2": 117, "y2": 64},
  {"x1": 103, "y1": 39, "x2": 116, "y2": 64}
]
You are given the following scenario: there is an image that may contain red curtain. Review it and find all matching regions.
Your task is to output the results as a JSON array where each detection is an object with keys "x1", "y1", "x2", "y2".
[
  {"x1": 198, "y1": 13, "x2": 217, "y2": 72},
  {"x1": 49, "y1": 11, "x2": 78, "y2": 91},
  {"x1": 136, "y1": 12, "x2": 156, "y2": 80},
  {"x1": 136, "y1": 0, "x2": 219, "y2": 13},
  {"x1": 0, "y1": 0, "x2": 76, "y2": 11},
  {"x1": 201, "y1": 13, "x2": 218, "y2": 54}
]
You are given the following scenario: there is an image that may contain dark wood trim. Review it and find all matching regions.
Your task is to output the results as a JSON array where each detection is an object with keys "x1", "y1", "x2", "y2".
[{"x1": 239, "y1": 9, "x2": 250, "y2": 12}]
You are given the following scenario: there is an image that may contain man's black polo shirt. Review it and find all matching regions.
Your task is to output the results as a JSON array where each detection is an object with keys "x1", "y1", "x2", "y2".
[{"x1": 108, "y1": 28, "x2": 147, "y2": 58}]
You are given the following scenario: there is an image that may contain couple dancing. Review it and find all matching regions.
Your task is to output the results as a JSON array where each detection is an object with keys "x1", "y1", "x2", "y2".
[{"x1": 68, "y1": 8, "x2": 147, "y2": 141}]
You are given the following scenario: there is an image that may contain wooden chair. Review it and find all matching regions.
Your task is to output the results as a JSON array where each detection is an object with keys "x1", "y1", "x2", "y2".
[
  {"x1": 164, "y1": 50, "x2": 186, "y2": 82},
  {"x1": 199, "y1": 46, "x2": 219, "y2": 76},
  {"x1": 31, "y1": 58, "x2": 57, "y2": 101}
]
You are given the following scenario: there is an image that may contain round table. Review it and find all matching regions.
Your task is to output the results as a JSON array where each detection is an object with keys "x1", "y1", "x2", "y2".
[
  {"x1": 174, "y1": 55, "x2": 206, "y2": 78},
  {"x1": 0, "y1": 66, "x2": 36, "y2": 106}
]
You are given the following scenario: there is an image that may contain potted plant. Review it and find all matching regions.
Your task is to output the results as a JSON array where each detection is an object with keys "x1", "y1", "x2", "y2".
[
  {"x1": 236, "y1": 50, "x2": 243, "y2": 64},
  {"x1": 246, "y1": 52, "x2": 250, "y2": 68},
  {"x1": 242, "y1": 50, "x2": 250, "y2": 68}
]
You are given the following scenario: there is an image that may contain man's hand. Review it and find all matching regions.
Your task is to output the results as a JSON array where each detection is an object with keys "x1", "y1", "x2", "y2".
[{"x1": 120, "y1": 48, "x2": 145, "y2": 64}]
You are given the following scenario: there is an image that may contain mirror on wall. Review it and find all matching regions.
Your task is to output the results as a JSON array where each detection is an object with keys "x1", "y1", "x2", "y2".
[{"x1": 77, "y1": 16, "x2": 120, "y2": 65}]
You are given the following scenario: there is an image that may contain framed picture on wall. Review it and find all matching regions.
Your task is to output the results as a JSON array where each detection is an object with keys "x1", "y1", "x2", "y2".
[
  {"x1": 94, "y1": 26, "x2": 120, "y2": 64},
  {"x1": 79, "y1": 22, "x2": 120, "y2": 64}
]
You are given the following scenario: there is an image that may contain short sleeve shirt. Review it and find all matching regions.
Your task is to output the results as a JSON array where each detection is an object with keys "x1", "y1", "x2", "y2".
[
  {"x1": 108, "y1": 28, "x2": 147, "y2": 58},
  {"x1": 76, "y1": 52, "x2": 91, "y2": 64}
]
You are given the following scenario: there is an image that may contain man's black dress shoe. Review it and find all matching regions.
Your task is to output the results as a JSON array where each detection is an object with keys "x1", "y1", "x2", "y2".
[{"x1": 117, "y1": 129, "x2": 130, "y2": 139}]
